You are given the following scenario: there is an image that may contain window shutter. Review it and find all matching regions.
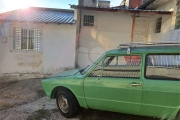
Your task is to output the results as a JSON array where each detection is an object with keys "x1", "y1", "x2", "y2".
[
  {"x1": 178, "y1": 4, "x2": 180, "y2": 12},
  {"x1": 155, "y1": 17, "x2": 162, "y2": 33},
  {"x1": 175, "y1": 2, "x2": 180, "y2": 30},
  {"x1": 13, "y1": 27, "x2": 21, "y2": 50},
  {"x1": 21, "y1": 29, "x2": 28, "y2": 49},
  {"x1": 34, "y1": 29, "x2": 41, "y2": 51}
]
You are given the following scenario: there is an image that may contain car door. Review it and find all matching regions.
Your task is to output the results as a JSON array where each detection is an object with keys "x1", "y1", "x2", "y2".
[
  {"x1": 84, "y1": 59, "x2": 103, "y2": 109},
  {"x1": 84, "y1": 55, "x2": 143, "y2": 114},
  {"x1": 141, "y1": 54, "x2": 180, "y2": 119}
]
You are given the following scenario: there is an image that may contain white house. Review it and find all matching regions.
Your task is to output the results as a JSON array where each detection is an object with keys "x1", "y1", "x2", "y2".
[
  {"x1": 0, "y1": 7, "x2": 76, "y2": 79},
  {"x1": 71, "y1": 0, "x2": 180, "y2": 68}
]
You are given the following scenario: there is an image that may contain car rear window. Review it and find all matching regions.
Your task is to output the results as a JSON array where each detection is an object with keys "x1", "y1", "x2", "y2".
[{"x1": 145, "y1": 54, "x2": 180, "y2": 81}]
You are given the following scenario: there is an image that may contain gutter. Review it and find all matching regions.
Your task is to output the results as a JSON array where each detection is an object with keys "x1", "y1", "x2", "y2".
[{"x1": 70, "y1": 5, "x2": 172, "y2": 15}]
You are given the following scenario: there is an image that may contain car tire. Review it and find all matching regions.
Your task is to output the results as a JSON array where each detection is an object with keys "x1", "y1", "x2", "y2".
[
  {"x1": 175, "y1": 111, "x2": 180, "y2": 120},
  {"x1": 56, "y1": 90, "x2": 78, "y2": 118}
]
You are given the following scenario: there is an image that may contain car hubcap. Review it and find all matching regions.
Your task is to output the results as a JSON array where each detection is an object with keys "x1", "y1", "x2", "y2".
[{"x1": 58, "y1": 95, "x2": 69, "y2": 113}]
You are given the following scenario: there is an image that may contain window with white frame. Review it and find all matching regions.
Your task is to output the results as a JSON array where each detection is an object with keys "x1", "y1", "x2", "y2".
[
  {"x1": 83, "y1": 15, "x2": 94, "y2": 27},
  {"x1": 13, "y1": 28, "x2": 41, "y2": 51},
  {"x1": 155, "y1": 17, "x2": 162, "y2": 33},
  {"x1": 175, "y1": 0, "x2": 180, "y2": 30}
]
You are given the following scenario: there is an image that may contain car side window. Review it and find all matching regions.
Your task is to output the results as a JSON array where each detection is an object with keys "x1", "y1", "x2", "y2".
[
  {"x1": 89, "y1": 61, "x2": 102, "y2": 77},
  {"x1": 102, "y1": 55, "x2": 142, "y2": 78},
  {"x1": 146, "y1": 54, "x2": 180, "y2": 80}
]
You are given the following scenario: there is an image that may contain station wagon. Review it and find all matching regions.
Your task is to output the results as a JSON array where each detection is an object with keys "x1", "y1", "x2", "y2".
[{"x1": 41, "y1": 42, "x2": 180, "y2": 120}]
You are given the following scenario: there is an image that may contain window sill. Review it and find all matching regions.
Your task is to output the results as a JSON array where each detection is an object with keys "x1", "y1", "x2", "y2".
[{"x1": 10, "y1": 49, "x2": 42, "y2": 53}]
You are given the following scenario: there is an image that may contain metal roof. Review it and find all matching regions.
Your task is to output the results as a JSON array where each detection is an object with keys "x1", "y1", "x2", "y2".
[
  {"x1": 0, "y1": 7, "x2": 75, "y2": 24},
  {"x1": 70, "y1": 5, "x2": 172, "y2": 15},
  {"x1": 139, "y1": 0, "x2": 172, "y2": 9},
  {"x1": 139, "y1": 0, "x2": 155, "y2": 9}
]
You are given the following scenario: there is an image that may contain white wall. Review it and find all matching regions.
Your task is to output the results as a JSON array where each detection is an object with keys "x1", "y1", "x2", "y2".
[
  {"x1": 156, "y1": 0, "x2": 175, "y2": 11},
  {"x1": 0, "y1": 21, "x2": 76, "y2": 76},
  {"x1": 125, "y1": 0, "x2": 130, "y2": 9},
  {"x1": 147, "y1": 0, "x2": 180, "y2": 42},
  {"x1": 42, "y1": 23, "x2": 76, "y2": 74},
  {"x1": 78, "y1": 7, "x2": 180, "y2": 68},
  {"x1": 78, "y1": 11, "x2": 133, "y2": 67}
]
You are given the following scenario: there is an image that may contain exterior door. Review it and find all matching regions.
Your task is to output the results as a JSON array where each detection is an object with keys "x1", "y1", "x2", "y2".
[
  {"x1": 84, "y1": 55, "x2": 143, "y2": 114},
  {"x1": 133, "y1": 18, "x2": 149, "y2": 42}
]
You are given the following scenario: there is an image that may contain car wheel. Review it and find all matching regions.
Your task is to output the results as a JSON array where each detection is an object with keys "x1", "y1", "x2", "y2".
[
  {"x1": 56, "y1": 90, "x2": 78, "y2": 118},
  {"x1": 175, "y1": 111, "x2": 180, "y2": 120}
]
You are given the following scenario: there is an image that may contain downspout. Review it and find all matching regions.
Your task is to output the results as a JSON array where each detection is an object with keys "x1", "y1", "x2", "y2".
[
  {"x1": 131, "y1": 13, "x2": 136, "y2": 42},
  {"x1": 75, "y1": 9, "x2": 82, "y2": 68}
]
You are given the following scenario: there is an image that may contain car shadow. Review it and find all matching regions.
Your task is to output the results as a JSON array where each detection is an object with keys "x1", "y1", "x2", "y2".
[{"x1": 75, "y1": 109, "x2": 160, "y2": 120}]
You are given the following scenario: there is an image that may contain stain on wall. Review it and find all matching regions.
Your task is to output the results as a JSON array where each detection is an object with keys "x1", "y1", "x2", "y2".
[{"x1": 15, "y1": 54, "x2": 43, "y2": 67}]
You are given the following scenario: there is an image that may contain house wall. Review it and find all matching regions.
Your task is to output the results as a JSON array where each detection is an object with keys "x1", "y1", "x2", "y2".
[
  {"x1": 147, "y1": 0, "x2": 180, "y2": 42},
  {"x1": 0, "y1": 21, "x2": 76, "y2": 78},
  {"x1": 78, "y1": 11, "x2": 133, "y2": 67},
  {"x1": 77, "y1": 8, "x2": 180, "y2": 68},
  {"x1": 125, "y1": 0, "x2": 130, "y2": 9},
  {"x1": 76, "y1": 0, "x2": 180, "y2": 68}
]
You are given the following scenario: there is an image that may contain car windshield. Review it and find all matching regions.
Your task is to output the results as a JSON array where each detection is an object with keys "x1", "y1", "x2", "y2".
[
  {"x1": 80, "y1": 56, "x2": 113, "y2": 75},
  {"x1": 79, "y1": 54, "x2": 105, "y2": 75}
]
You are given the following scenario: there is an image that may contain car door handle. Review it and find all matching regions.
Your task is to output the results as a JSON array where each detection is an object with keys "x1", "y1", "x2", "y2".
[{"x1": 130, "y1": 83, "x2": 142, "y2": 86}]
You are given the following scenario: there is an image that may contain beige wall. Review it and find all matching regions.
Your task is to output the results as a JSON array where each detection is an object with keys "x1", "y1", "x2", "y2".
[
  {"x1": 0, "y1": 21, "x2": 76, "y2": 76},
  {"x1": 156, "y1": 0, "x2": 175, "y2": 11},
  {"x1": 147, "y1": 0, "x2": 180, "y2": 42},
  {"x1": 78, "y1": 11, "x2": 133, "y2": 67},
  {"x1": 78, "y1": 6, "x2": 180, "y2": 67}
]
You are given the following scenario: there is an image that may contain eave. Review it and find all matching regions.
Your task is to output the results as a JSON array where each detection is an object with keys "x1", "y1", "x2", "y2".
[{"x1": 71, "y1": 5, "x2": 172, "y2": 15}]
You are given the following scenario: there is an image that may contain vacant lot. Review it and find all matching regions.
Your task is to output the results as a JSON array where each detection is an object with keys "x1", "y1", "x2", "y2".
[{"x1": 0, "y1": 78, "x2": 159, "y2": 120}]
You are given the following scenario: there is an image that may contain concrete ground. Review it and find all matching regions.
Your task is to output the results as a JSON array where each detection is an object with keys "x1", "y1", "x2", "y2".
[{"x1": 0, "y1": 78, "x2": 159, "y2": 120}]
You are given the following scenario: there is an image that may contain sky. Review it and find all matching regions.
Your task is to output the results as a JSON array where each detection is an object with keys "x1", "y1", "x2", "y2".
[{"x1": 0, "y1": 0, "x2": 122, "y2": 13}]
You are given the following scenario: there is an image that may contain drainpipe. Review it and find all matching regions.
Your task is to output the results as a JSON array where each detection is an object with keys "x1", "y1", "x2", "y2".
[
  {"x1": 131, "y1": 13, "x2": 136, "y2": 42},
  {"x1": 75, "y1": 9, "x2": 82, "y2": 68}
]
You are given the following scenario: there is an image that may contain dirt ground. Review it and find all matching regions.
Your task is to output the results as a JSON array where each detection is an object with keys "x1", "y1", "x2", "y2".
[{"x1": 0, "y1": 78, "x2": 159, "y2": 120}]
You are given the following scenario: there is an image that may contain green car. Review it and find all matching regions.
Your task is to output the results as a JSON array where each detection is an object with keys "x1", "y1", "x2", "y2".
[{"x1": 41, "y1": 43, "x2": 180, "y2": 120}]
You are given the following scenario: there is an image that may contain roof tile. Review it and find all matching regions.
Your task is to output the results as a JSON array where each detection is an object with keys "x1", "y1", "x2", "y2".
[{"x1": 0, "y1": 7, "x2": 75, "y2": 24}]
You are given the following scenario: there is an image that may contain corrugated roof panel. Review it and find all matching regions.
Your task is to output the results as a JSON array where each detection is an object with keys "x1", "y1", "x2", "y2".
[
  {"x1": 0, "y1": 7, "x2": 75, "y2": 24},
  {"x1": 71, "y1": 5, "x2": 173, "y2": 15}
]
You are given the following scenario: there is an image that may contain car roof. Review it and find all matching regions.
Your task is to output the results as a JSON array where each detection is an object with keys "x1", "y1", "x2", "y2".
[{"x1": 105, "y1": 46, "x2": 180, "y2": 55}]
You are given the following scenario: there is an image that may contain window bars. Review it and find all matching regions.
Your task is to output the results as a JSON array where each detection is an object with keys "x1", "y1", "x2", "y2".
[
  {"x1": 175, "y1": 0, "x2": 180, "y2": 29},
  {"x1": 13, "y1": 28, "x2": 41, "y2": 51},
  {"x1": 83, "y1": 15, "x2": 94, "y2": 27},
  {"x1": 155, "y1": 17, "x2": 162, "y2": 33}
]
